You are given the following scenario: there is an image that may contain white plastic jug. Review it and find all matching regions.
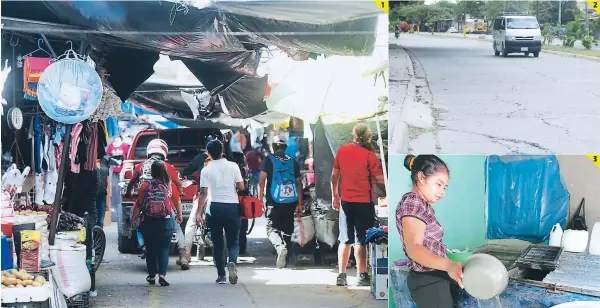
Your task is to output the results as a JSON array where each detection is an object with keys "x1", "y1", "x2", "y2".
[
  {"x1": 562, "y1": 229, "x2": 589, "y2": 253},
  {"x1": 549, "y1": 223, "x2": 563, "y2": 247},
  {"x1": 589, "y1": 222, "x2": 600, "y2": 256}
]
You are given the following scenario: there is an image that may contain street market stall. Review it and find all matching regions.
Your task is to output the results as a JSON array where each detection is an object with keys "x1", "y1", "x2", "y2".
[{"x1": 2, "y1": 2, "x2": 383, "y2": 306}]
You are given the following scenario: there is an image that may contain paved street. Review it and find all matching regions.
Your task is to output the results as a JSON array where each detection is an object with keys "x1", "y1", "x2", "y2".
[
  {"x1": 389, "y1": 33, "x2": 600, "y2": 154},
  {"x1": 91, "y1": 219, "x2": 383, "y2": 308}
]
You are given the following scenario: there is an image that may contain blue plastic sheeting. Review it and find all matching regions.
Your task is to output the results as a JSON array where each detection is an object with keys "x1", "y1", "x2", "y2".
[
  {"x1": 390, "y1": 265, "x2": 600, "y2": 308},
  {"x1": 486, "y1": 155, "x2": 570, "y2": 243}
]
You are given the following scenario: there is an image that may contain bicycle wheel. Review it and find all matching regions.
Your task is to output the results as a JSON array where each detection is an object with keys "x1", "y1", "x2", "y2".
[{"x1": 92, "y1": 226, "x2": 106, "y2": 272}]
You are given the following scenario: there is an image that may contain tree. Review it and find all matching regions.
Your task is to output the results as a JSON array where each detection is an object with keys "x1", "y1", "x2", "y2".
[
  {"x1": 534, "y1": 0, "x2": 578, "y2": 25},
  {"x1": 391, "y1": 4, "x2": 454, "y2": 26}
]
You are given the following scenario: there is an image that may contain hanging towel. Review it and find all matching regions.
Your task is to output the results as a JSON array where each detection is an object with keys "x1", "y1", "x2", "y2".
[{"x1": 23, "y1": 57, "x2": 52, "y2": 100}]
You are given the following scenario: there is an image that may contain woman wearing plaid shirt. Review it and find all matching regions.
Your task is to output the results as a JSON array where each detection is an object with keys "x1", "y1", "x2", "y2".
[{"x1": 396, "y1": 155, "x2": 464, "y2": 308}]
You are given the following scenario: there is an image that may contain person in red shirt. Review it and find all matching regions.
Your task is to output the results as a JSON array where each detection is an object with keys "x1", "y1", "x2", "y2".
[
  {"x1": 125, "y1": 139, "x2": 187, "y2": 269},
  {"x1": 331, "y1": 123, "x2": 385, "y2": 287},
  {"x1": 245, "y1": 143, "x2": 265, "y2": 196}
]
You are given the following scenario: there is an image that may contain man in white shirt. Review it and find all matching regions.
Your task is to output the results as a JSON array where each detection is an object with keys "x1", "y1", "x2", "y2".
[{"x1": 196, "y1": 140, "x2": 244, "y2": 285}]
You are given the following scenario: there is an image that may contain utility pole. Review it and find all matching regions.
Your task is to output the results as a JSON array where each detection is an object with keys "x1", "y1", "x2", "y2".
[
  {"x1": 536, "y1": 0, "x2": 540, "y2": 18},
  {"x1": 463, "y1": 0, "x2": 467, "y2": 37},
  {"x1": 558, "y1": 0, "x2": 562, "y2": 26},
  {"x1": 585, "y1": 1, "x2": 590, "y2": 35}
]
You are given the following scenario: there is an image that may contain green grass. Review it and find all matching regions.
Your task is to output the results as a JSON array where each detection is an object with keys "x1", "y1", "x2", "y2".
[{"x1": 542, "y1": 44, "x2": 600, "y2": 58}]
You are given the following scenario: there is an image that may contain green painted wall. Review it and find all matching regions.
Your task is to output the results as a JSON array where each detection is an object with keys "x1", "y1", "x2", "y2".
[
  {"x1": 388, "y1": 155, "x2": 488, "y2": 308},
  {"x1": 388, "y1": 154, "x2": 489, "y2": 261}
]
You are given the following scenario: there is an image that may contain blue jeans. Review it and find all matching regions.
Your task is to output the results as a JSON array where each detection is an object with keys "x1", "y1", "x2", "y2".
[
  {"x1": 249, "y1": 171, "x2": 260, "y2": 196},
  {"x1": 140, "y1": 216, "x2": 175, "y2": 276},
  {"x1": 208, "y1": 202, "x2": 241, "y2": 277},
  {"x1": 96, "y1": 193, "x2": 107, "y2": 228}
]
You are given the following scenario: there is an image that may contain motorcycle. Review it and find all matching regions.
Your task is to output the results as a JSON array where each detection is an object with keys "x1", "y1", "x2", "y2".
[{"x1": 395, "y1": 29, "x2": 400, "y2": 39}]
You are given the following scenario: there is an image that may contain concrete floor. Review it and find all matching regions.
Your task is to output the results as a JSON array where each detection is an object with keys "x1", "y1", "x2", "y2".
[
  {"x1": 91, "y1": 217, "x2": 386, "y2": 308},
  {"x1": 389, "y1": 33, "x2": 600, "y2": 154}
]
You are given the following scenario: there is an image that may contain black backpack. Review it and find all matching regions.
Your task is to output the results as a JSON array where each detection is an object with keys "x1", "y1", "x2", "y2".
[{"x1": 567, "y1": 198, "x2": 587, "y2": 231}]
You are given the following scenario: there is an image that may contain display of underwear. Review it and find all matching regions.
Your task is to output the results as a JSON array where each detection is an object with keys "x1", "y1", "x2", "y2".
[{"x1": 23, "y1": 56, "x2": 52, "y2": 100}]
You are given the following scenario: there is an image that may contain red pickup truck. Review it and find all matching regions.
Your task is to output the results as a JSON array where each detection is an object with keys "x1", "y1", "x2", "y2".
[{"x1": 116, "y1": 127, "x2": 224, "y2": 253}]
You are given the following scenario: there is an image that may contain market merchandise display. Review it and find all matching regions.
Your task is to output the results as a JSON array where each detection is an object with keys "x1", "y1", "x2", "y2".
[{"x1": 1, "y1": 268, "x2": 47, "y2": 288}]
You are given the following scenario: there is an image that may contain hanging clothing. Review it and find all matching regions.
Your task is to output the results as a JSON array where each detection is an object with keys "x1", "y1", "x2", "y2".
[
  {"x1": 64, "y1": 169, "x2": 98, "y2": 218},
  {"x1": 69, "y1": 123, "x2": 84, "y2": 173},
  {"x1": 102, "y1": 120, "x2": 109, "y2": 141},
  {"x1": 106, "y1": 142, "x2": 130, "y2": 174},
  {"x1": 84, "y1": 122, "x2": 99, "y2": 171},
  {"x1": 23, "y1": 57, "x2": 52, "y2": 100},
  {"x1": 106, "y1": 117, "x2": 120, "y2": 138},
  {"x1": 43, "y1": 140, "x2": 58, "y2": 204},
  {"x1": 34, "y1": 115, "x2": 43, "y2": 174}
]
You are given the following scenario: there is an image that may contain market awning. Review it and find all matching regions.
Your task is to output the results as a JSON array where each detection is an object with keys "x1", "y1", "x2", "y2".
[{"x1": 1, "y1": 1, "x2": 380, "y2": 119}]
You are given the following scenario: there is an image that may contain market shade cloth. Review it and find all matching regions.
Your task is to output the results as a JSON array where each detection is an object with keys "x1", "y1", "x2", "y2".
[
  {"x1": 265, "y1": 60, "x2": 383, "y2": 124},
  {"x1": 1, "y1": 1, "x2": 379, "y2": 119}
]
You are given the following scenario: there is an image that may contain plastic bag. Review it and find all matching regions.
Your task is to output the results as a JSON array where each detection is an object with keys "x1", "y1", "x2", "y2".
[
  {"x1": 292, "y1": 214, "x2": 315, "y2": 247},
  {"x1": 50, "y1": 244, "x2": 91, "y2": 298},
  {"x1": 314, "y1": 214, "x2": 338, "y2": 247},
  {"x1": 486, "y1": 155, "x2": 570, "y2": 243}
]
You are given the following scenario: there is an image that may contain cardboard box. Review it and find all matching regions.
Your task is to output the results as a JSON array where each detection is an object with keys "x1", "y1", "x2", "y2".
[
  {"x1": 371, "y1": 272, "x2": 389, "y2": 300},
  {"x1": 370, "y1": 243, "x2": 389, "y2": 300}
]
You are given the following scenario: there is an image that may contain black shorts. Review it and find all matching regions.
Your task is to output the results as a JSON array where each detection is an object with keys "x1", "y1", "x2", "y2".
[
  {"x1": 340, "y1": 201, "x2": 375, "y2": 245},
  {"x1": 407, "y1": 270, "x2": 457, "y2": 308}
]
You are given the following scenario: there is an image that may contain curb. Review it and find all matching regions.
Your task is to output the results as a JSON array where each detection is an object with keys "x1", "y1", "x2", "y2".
[
  {"x1": 411, "y1": 32, "x2": 600, "y2": 63},
  {"x1": 389, "y1": 46, "x2": 414, "y2": 155}
]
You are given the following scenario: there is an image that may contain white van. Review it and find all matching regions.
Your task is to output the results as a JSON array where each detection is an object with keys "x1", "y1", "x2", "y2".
[{"x1": 492, "y1": 14, "x2": 542, "y2": 57}]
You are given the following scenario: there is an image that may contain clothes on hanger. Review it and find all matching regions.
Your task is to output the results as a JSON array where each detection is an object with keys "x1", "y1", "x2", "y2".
[
  {"x1": 23, "y1": 57, "x2": 52, "y2": 100},
  {"x1": 106, "y1": 138, "x2": 129, "y2": 174},
  {"x1": 84, "y1": 122, "x2": 99, "y2": 171},
  {"x1": 106, "y1": 117, "x2": 119, "y2": 138}
]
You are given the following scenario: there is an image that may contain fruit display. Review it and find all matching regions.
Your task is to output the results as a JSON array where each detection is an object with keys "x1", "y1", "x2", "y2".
[
  {"x1": 1, "y1": 269, "x2": 47, "y2": 288},
  {"x1": 13, "y1": 204, "x2": 52, "y2": 214}
]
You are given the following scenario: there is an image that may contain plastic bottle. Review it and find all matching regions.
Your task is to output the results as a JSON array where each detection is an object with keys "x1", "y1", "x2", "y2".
[{"x1": 549, "y1": 223, "x2": 563, "y2": 247}]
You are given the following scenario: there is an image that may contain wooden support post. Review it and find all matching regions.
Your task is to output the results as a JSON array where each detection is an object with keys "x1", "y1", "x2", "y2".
[{"x1": 48, "y1": 124, "x2": 72, "y2": 245}]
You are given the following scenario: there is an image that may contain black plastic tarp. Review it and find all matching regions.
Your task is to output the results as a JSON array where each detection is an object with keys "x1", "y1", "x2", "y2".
[{"x1": 1, "y1": 0, "x2": 380, "y2": 120}]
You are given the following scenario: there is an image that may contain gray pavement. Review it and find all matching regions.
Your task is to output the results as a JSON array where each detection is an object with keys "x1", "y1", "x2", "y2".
[
  {"x1": 432, "y1": 32, "x2": 600, "y2": 50},
  {"x1": 389, "y1": 33, "x2": 600, "y2": 154},
  {"x1": 91, "y1": 219, "x2": 384, "y2": 308}
]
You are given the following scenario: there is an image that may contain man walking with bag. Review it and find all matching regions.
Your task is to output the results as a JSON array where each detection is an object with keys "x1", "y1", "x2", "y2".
[{"x1": 258, "y1": 138, "x2": 303, "y2": 268}]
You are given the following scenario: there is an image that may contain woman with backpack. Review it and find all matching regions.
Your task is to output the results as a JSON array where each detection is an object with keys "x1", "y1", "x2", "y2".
[{"x1": 131, "y1": 160, "x2": 183, "y2": 287}]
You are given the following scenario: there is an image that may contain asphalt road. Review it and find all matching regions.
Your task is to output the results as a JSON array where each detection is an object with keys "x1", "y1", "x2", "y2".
[
  {"x1": 90, "y1": 218, "x2": 384, "y2": 308},
  {"x1": 390, "y1": 34, "x2": 600, "y2": 154}
]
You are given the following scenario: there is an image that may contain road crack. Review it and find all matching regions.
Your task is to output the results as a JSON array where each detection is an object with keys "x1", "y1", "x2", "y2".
[{"x1": 439, "y1": 126, "x2": 550, "y2": 153}]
